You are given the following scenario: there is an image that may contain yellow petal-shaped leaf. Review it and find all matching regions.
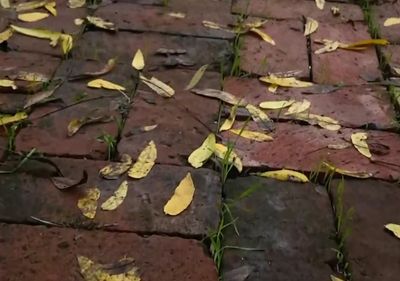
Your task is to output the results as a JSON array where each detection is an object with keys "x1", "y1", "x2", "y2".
[
  {"x1": 44, "y1": 2, "x2": 57, "y2": 16},
  {"x1": 132, "y1": 49, "x2": 145, "y2": 70},
  {"x1": 15, "y1": 0, "x2": 48, "y2": 12},
  {"x1": 168, "y1": 12, "x2": 186, "y2": 18},
  {"x1": 0, "y1": 112, "x2": 27, "y2": 126},
  {"x1": 315, "y1": 0, "x2": 325, "y2": 10},
  {"x1": 128, "y1": 140, "x2": 157, "y2": 179},
  {"x1": 0, "y1": 79, "x2": 17, "y2": 90},
  {"x1": 77, "y1": 187, "x2": 100, "y2": 219},
  {"x1": 214, "y1": 143, "x2": 243, "y2": 172},
  {"x1": 322, "y1": 162, "x2": 372, "y2": 179},
  {"x1": 99, "y1": 154, "x2": 133, "y2": 179},
  {"x1": 191, "y1": 88, "x2": 247, "y2": 106},
  {"x1": 68, "y1": 0, "x2": 85, "y2": 8},
  {"x1": 67, "y1": 115, "x2": 113, "y2": 136},
  {"x1": 244, "y1": 19, "x2": 268, "y2": 29},
  {"x1": 314, "y1": 114, "x2": 341, "y2": 131},
  {"x1": 74, "y1": 18, "x2": 84, "y2": 25},
  {"x1": 86, "y1": 16, "x2": 115, "y2": 30},
  {"x1": 101, "y1": 180, "x2": 128, "y2": 211},
  {"x1": 0, "y1": 0, "x2": 10, "y2": 8},
  {"x1": 164, "y1": 173, "x2": 195, "y2": 216},
  {"x1": 230, "y1": 129, "x2": 273, "y2": 142},
  {"x1": 384, "y1": 17, "x2": 400, "y2": 26},
  {"x1": 385, "y1": 223, "x2": 400, "y2": 239},
  {"x1": 185, "y1": 64, "x2": 208, "y2": 90},
  {"x1": 18, "y1": 12, "x2": 49, "y2": 22},
  {"x1": 259, "y1": 100, "x2": 295, "y2": 109},
  {"x1": 268, "y1": 84, "x2": 278, "y2": 93},
  {"x1": 140, "y1": 74, "x2": 175, "y2": 97},
  {"x1": 260, "y1": 75, "x2": 313, "y2": 88},
  {"x1": 285, "y1": 99, "x2": 311, "y2": 115},
  {"x1": 220, "y1": 105, "x2": 237, "y2": 132},
  {"x1": 351, "y1": 132, "x2": 371, "y2": 158},
  {"x1": 87, "y1": 79, "x2": 126, "y2": 91},
  {"x1": 330, "y1": 275, "x2": 344, "y2": 281},
  {"x1": 304, "y1": 17, "x2": 318, "y2": 36},
  {"x1": 257, "y1": 169, "x2": 309, "y2": 183},
  {"x1": 188, "y1": 133, "x2": 216, "y2": 168},
  {"x1": 344, "y1": 39, "x2": 389, "y2": 49},
  {"x1": 0, "y1": 28, "x2": 13, "y2": 44},
  {"x1": 10, "y1": 25, "x2": 61, "y2": 46},
  {"x1": 59, "y1": 34, "x2": 73, "y2": 54},
  {"x1": 249, "y1": 27, "x2": 275, "y2": 45}
]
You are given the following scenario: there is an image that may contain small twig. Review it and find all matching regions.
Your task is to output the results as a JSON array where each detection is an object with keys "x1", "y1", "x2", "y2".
[
  {"x1": 0, "y1": 148, "x2": 36, "y2": 174},
  {"x1": 30, "y1": 216, "x2": 62, "y2": 227}
]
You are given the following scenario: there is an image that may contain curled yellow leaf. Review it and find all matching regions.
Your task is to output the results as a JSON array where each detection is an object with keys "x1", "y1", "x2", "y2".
[
  {"x1": 304, "y1": 17, "x2": 318, "y2": 36},
  {"x1": 260, "y1": 75, "x2": 313, "y2": 88},
  {"x1": 285, "y1": 99, "x2": 311, "y2": 115},
  {"x1": 132, "y1": 49, "x2": 145, "y2": 71},
  {"x1": 249, "y1": 27, "x2": 275, "y2": 45},
  {"x1": 18, "y1": 12, "x2": 49, "y2": 22},
  {"x1": 351, "y1": 132, "x2": 371, "y2": 158},
  {"x1": 384, "y1": 17, "x2": 400, "y2": 27},
  {"x1": 87, "y1": 79, "x2": 126, "y2": 91},
  {"x1": 259, "y1": 100, "x2": 295, "y2": 109},
  {"x1": 68, "y1": 0, "x2": 85, "y2": 8},
  {"x1": 128, "y1": 140, "x2": 157, "y2": 179},
  {"x1": 164, "y1": 173, "x2": 195, "y2": 216},
  {"x1": 0, "y1": 79, "x2": 17, "y2": 90},
  {"x1": 140, "y1": 74, "x2": 175, "y2": 97},
  {"x1": 0, "y1": 112, "x2": 27, "y2": 126},
  {"x1": 385, "y1": 223, "x2": 400, "y2": 239},
  {"x1": 322, "y1": 162, "x2": 372, "y2": 179},
  {"x1": 257, "y1": 169, "x2": 309, "y2": 183},
  {"x1": 99, "y1": 154, "x2": 133, "y2": 179},
  {"x1": 44, "y1": 1, "x2": 57, "y2": 16},
  {"x1": 214, "y1": 143, "x2": 243, "y2": 172},
  {"x1": 220, "y1": 105, "x2": 237, "y2": 132},
  {"x1": 185, "y1": 64, "x2": 208, "y2": 90},
  {"x1": 315, "y1": 40, "x2": 340, "y2": 54},
  {"x1": 101, "y1": 180, "x2": 128, "y2": 211},
  {"x1": 0, "y1": 28, "x2": 13, "y2": 44},
  {"x1": 86, "y1": 16, "x2": 115, "y2": 30},
  {"x1": 230, "y1": 128, "x2": 273, "y2": 142},
  {"x1": 188, "y1": 133, "x2": 216, "y2": 168},
  {"x1": 77, "y1": 187, "x2": 100, "y2": 219}
]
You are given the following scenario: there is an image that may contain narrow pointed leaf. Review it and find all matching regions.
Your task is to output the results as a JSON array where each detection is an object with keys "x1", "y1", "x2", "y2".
[
  {"x1": 0, "y1": 28, "x2": 13, "y2": 44},
  {"x1": 304, "y1": 17, "x2": 318, "y2": 36},
  {"x1": 44, "y1": 2, "x2": 57, "y2": 16},
  {"x1": 86, "y1": 16, "x2": 115, "y2": 30},
  {"x1": 18, "y1": 12, "x2": 49, "y2": 22},
  {"x1": 260, "y1": 75, "x2": 313, "y2": 88},
  {"x1": 257, "y1": 169, "x2": 309, "y2": 183},
  {"x1": 68, "y1": 0, "x2": 85, "y2": 8},
  {"x1": 185, "y1": 64, "x2": 208, "y2": 90},
  {"x1": 384, "y1": 17, "x2": 400, "y2": 26},
  {"x1": 191, "y1": 88, "x2": 247, "y2": 106},
  {"x1": 0, "y1": 112, "x2": 27, "y2": 126},
  {"x1": 285, "y1": 99, "x2": 311, "y2": 115},
  {"x1": 322, "y1": 162, "x2": 372, "y2": 178},
  {"x1": 220, "y1": 105, "x2": 237, "y2": 132},
  {"x1": 249, "y1": 27, "x2": 275, "y2": 45},
  {"x1": 0, "y1": 79, "x2": 17, "y2": 90},
  {"x1": 101, "y1": 180, "x2": 129, "y2": 211},
  {"x1": 140, "y1": 74, "x2": 174, "y2": 97},
  {"x1": 259, "y1": 100, "x2": 295, "y2": 109},
  {"x1": 385, "y1": 223, "x2": 400, "y2": 239},
  {"x1": 132, "y1": 49, "x2": 145, "y2": 70},
  {"x1": 69, "y1": 58, "x2": 116, "y2": 80},
  {"x1": 87, "y1": 79, "x2": 126, "y2": 91},
  {"x1": 230, "y1": 129, "x2": 273, "y2": 142},
  {"x1": 128, "y1": 140, "x2": 157, "y2": 179}
]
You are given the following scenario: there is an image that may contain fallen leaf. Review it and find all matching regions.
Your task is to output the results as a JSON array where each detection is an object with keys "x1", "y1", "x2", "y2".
[
  {"x1": 24, "y1": 85, "x2": 59, "y2": 109},
  {"x1": 268, "y1": 84, "x2": 278, "y2": 93},
  {"x1": 0, "y1": 0, "x2": 10, "y2": 8},
  {"x1": 99, "y1": 154, "x2": 133, "y2": 179},
  {"x1": 257, "y1": 169, "x2": 309, "y2": 183},
  {"x1": 220, "y1": 105, "x2": 237, "y2": 132},
  {"x1": 202, "y1": 20, "x2": 233, "y2": 32},
  {"x1": 69, "y1": 58, "x2": 116, "y2": 80},
  {"x1": 313, "y1": 114, "x2": 341, "y2": 131},
  {"x1": 185, "y1": 64, "x2": 208, "y2": 90},
  {"x1": 168, "y1": 12, "x2": 186, "y2": 18},
  {"x1": 132, "y1": 49, "x2": 145, "y2": 70},
  {"x1": 351, "y1": 132, "x2": 371, "y2": 158},
  {"x1": 243, "y1": 19, "x2": 268, "y2": 29},
  {"x1": 188, "y1": 133, "x2": 216, "y2": 168},
  {"x1": 330, "y1": 275, "x2": 344, "y2": 281},
  {"x1": 230, "y1": 129, "x2": 273, "y2": 142},
  {"x1": 304, "y1": 17, "x2": 318, "y2": 36},
  {"x1": 315, "y1": 38, "x2": 388, "y2": 54},
  {"x1": 0, "y1": 112, "x2": 27, "y2": 126},
  {"x1": 124, "y1": 124, "x2": 158, "y2": 137},
  {"x1": 101, "y1": 180, "x2": 128, "y2": 211},
  {"x1": 385, "y1": 223, "x2": 400, "y2": 239},
  {"x1": 51, "y1": 170, "x2": 88, "y2": 190},
  {"x1": 322, "y1": 162, "x2": 372, "y2": 178},
  {"x1": 164, "y1": 173, "x2": 195, "y2": 216},
  {"x1": 328, "y1": 143, "x2": 351, "y2": 150},
  {"x1": 0, "y1": 28, "x2": 13, "y2": 43},
  {"x1": 18, "y1": 12, "x2": 49, "y2": 22},
  {"x1": 191, "y1": 88, "x2": 247, "y2": 106},
  {"x1": 285, "y1": 99, "x2": 311, "y2": 115},
  {"x1": 77, "y1": 187, "x2": 100, "y2": 219},
  {"x1": 59, "y1": 34, "x2": 73, "y2": 54},
  {"x1": 214, "y1": 143, "x2": 243, "y2": 172},
  {"x1": 384, "y1": 17, "x2": 400, "y2": 27},
  {"x1": 15, "y1": 0, "x2": 48, "y2": 12},
  {"x1": 67, "y1": 115, "x2": 113, "y2": 136},
  {"x1": 245, "y1": 104, "x2": 274, "y2": 132},
  {"x1": 0, "y1": 79, "x2": 17, "y2": 90},
  {"x1": 156, "y1": 48, "x2": 187, "y2": 55},
  {"x1": 44, "y1": 1, "x2": 57, "y2": 16},
  {"x1": 87, "y1": 79, "x2": 126, "y2": 91},
  {"x1": 68, "y1": 0, "x2": 85, "y2": 8},
  {"x1": 260, "y1": 75, "x2": 313, "y2": 88},
  {"x1": 343, "y1": 39, "x2": 389, "y2": 49},
  {"x1": 315, "y1": 0, "x2": 325, "y2": 10},
  {"x1": 86, "y1": 16, "x2": 115, "y2": 30},
  {"x1": 142, "y1": 124, "x2": 157, "y2": 131},
  {"x1": 249, "y1": 27, "x2": 275, "y2": 45},
  {"x1": 259, "y1": 100, "x2": 295, "y2": 109},
  {"x1": 140, "y1": 74, "x2": 174, "y2": 97},
  {"x1": 74, "y1": 18, "x2": 84, "y2": 25},
  {"x1": 10, "y1": 71, "x2": 50, "y2": 82},
  {"x1": 331, "y1": 6, "x2": 340, "y2": 16},
  {"x1": 315, "y1": 40, "x2": 340, "y2": 54},
  {"x1": 128, "y1": 140, "x2": 157, "y2": 179}
]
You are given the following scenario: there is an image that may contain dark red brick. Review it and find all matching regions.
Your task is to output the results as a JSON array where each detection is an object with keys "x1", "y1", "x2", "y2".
[
  {"x1": 0, "y1": 224, "x2": 218, "y2": 281},
  {"x1": 371, "y1": 3, "x2": 400, "y2": 44}
]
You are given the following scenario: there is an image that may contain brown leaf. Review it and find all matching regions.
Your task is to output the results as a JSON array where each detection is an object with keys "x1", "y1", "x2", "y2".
[
  {"x1": 68, "y1": 58, "x2": 116, "y2": 81},
  {"x1": 191, "y1": 88, "x2": 247, "y2": 106},
  {"x1": 23, "y1": 84, "x2": 60, "y2": 109},
  {"x1": 68, "y1": 115, "x2": 113, "y2": 137},
  {"x1": 51, "y1": 170, "x2": 88, "y2": 190}
]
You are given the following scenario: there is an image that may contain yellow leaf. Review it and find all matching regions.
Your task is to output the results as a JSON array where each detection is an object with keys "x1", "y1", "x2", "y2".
[
  {"x1": 315, "y1": 40, "x2": 340, "y2": 54},
  {"x1": 249, "y1": 27, "x2": 275, "y2": 45},
  {"x1": 87, "y1": 79, "x2": 126, "y2": 91},
  {"x1": 86, "y1": 16, "x2": 115, "y2": 30},
  {"x1": 230, "y1": 129, "x2": 273, "y2": 142},
  {"x1": 168, "y1": 12, "x2": 186, "y2": 18},
  {"x1": 384, "y1": 17, "x2": 400, "y2": 27},
  {"x1": 268, "y1": 84, "x2": 278, "y2": 93},
  {"x1": 330, "y1": 275, "x2": 344, "y2": 281},
  {"x1": 304, "y1": 17, "x2": 318, "y2": 36},
  {"x1": 99, "y1": 154, "x2": 133, "y2": 179},
  {"x1": 68, "y1": 0, "x2": 85, "y2": 8},
  {"x1": 77, "y1": 187, "x2": 100, "y2": 219},
  {"x1": 0, "y1": 112, "x2": 28, "y2": 126},
  {"x1": 245, "y1": 104, "x2": 271, "y2": 122},
  {"x1": 202, "y1": 20, "x2": 228, "y2": 31},
  {"x1": 185, "y1": 64, "x2": 208, "y2": 90},
  {"x1": 24, "y1": 86, "x2": 58, "y2": 109},
  {"x1": 0, "y1": 79, "x2": 17, "y2": 90},
  {"x1": 0, "y1": 0, "x2": 10, "y2": 8},
  {"x1": 18, "y1": 12, "x2": 49, "y2": 22},
  {"x1": 59, "y1": 34, "x2": 73, "y2": 54},
  {"x1": 244, "y1": 19, "x2": 268, "y2": 29},
  {"x1": 343, "y1": 39, "x2": 389, "y2": 49},
  {"x1": 132, "y1": 49, "x2": 145, "y2": 70},
  {"x1": 164, "y1": 173, "x2": 195, "y2": 216},
  {"x1": 140, "y1": 74, "x2": 175, "y2": 97},
  {"x1": 188, "y1": 133, "x2": 216, "y2": 168},
  {"x1": 0, "y1": 28, "x2": 13, "y2": 44},
  {"x1": 285, "y1": 99, "x2": 311, "y2": 115},
  {"x1": 44, "y1": 1, "x2": 57, "y2": 16},
  {"x1": 322, "y1": 162, "x2": 372, "y2": 179},
  {"x1": 313, "y1": 114, "x2": 341, "y2": 131},
  {"x1": 15, "y1": 0, "x2": 48, "y2": 12},
  {"x1": 10, "y1": 24, "x2": 61, "y2": 46},
  {"x1": 328, "y1": 143, "x2": 351, "y2": 150},
  {"x1": 220, "y1": 105, "x2": 237, "y2": 132},
  {"x1": 142, "y1": 124, "x2": 158, "y2": 131},
  {"x1": 214, "y1": 143, "x2": 243, "y2": 172},
  {"x1": 259, "y1": 75, "x2": 313, "y2": 88},
  {"x1": 101, "y1": 180, "x2": 128, "y2": 211},
  {"x1": 67, "y1": 115, "x2": 113, "y2": 136},
  {"x1": 74, "y1": 18, "x2": 84, "y2": 25},
  {"x1": 191, "y1": 88, "x2": 247, "y2": 106},
  {"x1": 351, "y1": 132, "x2": 371, "y2": 158},
  {"x1": 257, "y1": 169, "x2": 309, "y2": 183},
  {"x1": 259, "y1": 100, "x2": 295, "y2": 109},
  {"x1": 12, "y1": 71, "x2": 49, "y2": 82},
  {"x1": 385, "y1": 223, "x2": 400, "y2": 239},
  {"x1": 315, "y1": 0, "x2": 325, "y2": 10},
  {"x1": 128, "y1": 140, "x2": 157, "y2": 179}
]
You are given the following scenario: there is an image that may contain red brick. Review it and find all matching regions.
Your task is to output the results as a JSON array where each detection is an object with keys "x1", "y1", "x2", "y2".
[
  {"x1": 311, "y1": 22, "x2": 381, "y2": 85},
  {"x1": 240, "y1": 19, "x2": 309, "y2": 77},
  {"x1": 0, "y1": 224, "x2": 218, "y2": 281},
  {"x1": 372, "y1": 3, "x2": 400, "y2": 44},
  {"x1": 223, "y1": 77, "x2": 396, "y2": 129}
]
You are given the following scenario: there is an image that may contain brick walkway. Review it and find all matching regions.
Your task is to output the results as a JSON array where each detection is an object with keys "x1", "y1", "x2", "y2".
[{"x1": 1, "y1": 0, "x2": 400, "y2": 280}]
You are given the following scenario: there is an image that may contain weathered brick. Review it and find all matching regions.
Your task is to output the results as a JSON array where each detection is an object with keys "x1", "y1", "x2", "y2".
[{"x1": 371, "y1": 3, "x2": 400, "y2": 44}]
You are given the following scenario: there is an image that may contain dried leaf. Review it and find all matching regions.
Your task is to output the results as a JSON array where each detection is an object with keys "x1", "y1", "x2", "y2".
[
  {"x1": 87, "y1": 79, "x2": 126, "y2": 91},
  {"x1": 18, "y1": 12, "x2": 49, "y2": 22},
  {"x1": 260, "y1": 75, "x2": 313, "y2": 88},
  {"x1": 315, "y1": 0, "x2": 325, "y2": 10},
  {"x1": 67, "y1": 115, "x2": 113, "y2": 136},
  {"x1": 74, "y1": 18, "x2": 84, "y2": 25},
  {"x1": 0, "y1": 79, "x2": 17, "y2": 90},
  {"x1": 185, "y1": 64, "x2": 208, "y2": 90},
  {"x1": 256, "y1": 169, "x2": 309, "y2": 183},
  {"x1": 249, "y1": 27, "x2": 275, "y2": 45},
  {"x1": 315, "y1": 40, "x2": 340, "y2": 54},
  {"x1": 10, "y1": 71, "x2": 50, "y2": 82},
  {"x1": 351, "y1": 132, "x2": 371, "y2": 158},
  {"x1": 0, "y1": 0, "x2": 10, "y2": 8},
  {"x1": 330, "y1": 275, "x2": 344, "y2": 281},
  {"x1": 68, "y1": 0, "x2": 85, "y2": 8},
  {"x1": 385, "y1": 223, "x2": 400, "y2": 239},
  {"x1": 202, "y1": 20, "x2": 232, "y2": 32},
  {"x1": 214, "y1": 143, "x2": 243, "y2": 172},
  {"x1": 132, "y1": 49, "x2": 145, "y2": 71},
  {"x1": 164, "y1": 173, "x2": 195, "y2": 216},
  {"x1": 0, "y1": 28, "x2": 13, "y2": 44},
  {"x1": 142, "y1": 124, "x2": 157, "y2": 131},
  {"x1": 328, "y1": 143, "x2": 351, "y2": 150},
  {"x1": 285, "y1": 99, "x2": 311, "y2": 115},
  {"x1": 99, "y1": 154, "x2": 132, "y2": 179},
  {"x1": 188, "y1": 133, "x2": 216, "y2": 168},
  {"x1": 343, "y1": 39, "x2": 389, "y2": 49},
  {"x1": 268, "y1": 84, "x2": 278, "y2": 93},
  {"x1": 245, "y1": 104, "x2": 274, "y2": 132},
  {"x1": 259, "y1": 100, "x2": 295, "y2": 109},
  {"x1": 140, "y1": 74, "x2": 174, "y2": 97},
  {"x1": 0, "y1": 112, "x2": 27, "y2": 126},
  {"x1": 191, "y1": 88, "x2": 247, "y2": 106},
  {"x1": 384, "y1": 17, "x2": 400, "y2": 27},
  {"x1": 230, "y1": 129, "x2": 273, "y2": 142},
  {"x1": 128, "y1": 140, "x2": 157, "y2": 179},
  {"x1": 69, "y1": 58, "x2": 116, "y2": 80},
  {"x1": 16, "y1": 0, "x2": 48, "y2": 12},
  {"x1": 51, "y1": 170, "x2": 88, "y2": 190},
  {"x1": 322, "y1": 162, "x2": 372, "y2": 179},
  {"x1": 86, "y1": 16, "x2": 115, "y2": 30},
  {"x1": 304, "y1": 17, "x2": 318, "y2": 36},
  {"x1": 101, "y1": 180, "x2": 128, "y2": 211},
  {"x1": 77, "y1": 187, "x2": 100, "y2": 219},
  {"x1": 168, "y1": 12, "x2": 186, "y2": 18},
  {"x1": 24, "y1": 85, "x2": 59, "y2": 109},
  {"x1": 220, "y1": 105, "x2": 237, "y2": 132},
  {"x1": 244, "y1": 19, "x2": 268, "y2": 29},
  {"x1": 313, "y1": 114, "x2": 341, "y2": 131},
  {"x1": 59, "y1": 34, "x2": 73, "y2": 54},
  {"x1": 44, "y1": 1, "x2": 57, "y2": 16}
]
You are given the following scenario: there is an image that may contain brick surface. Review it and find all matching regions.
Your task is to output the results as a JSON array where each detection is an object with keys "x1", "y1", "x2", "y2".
[
  {"x1": 372, "y1": 3, "x2": 400, "y2": 44},
  {"x1": 221, "y1": 122, "x2": 400, "y2": 181},
  {"x1": 0, "y1": 224, "x2": 218, "y2": 281},
  {"x1": 331, "y1": 179, "x2": 400, "y2": 281},
  {"x1": 222, "y1": 176, "x2": 335, "y2": 281},
  {"x1": 223, "y1": 77, "x2": 397, "y2": 129},
  {"x1": 118, "y1": 69, "x2": 220, "y2": 166},
  {"x1": 232, "y1": 0, "x2": 364, "y2": 22},
  {"x1": 311, "y1": 22, "x2": 381, "y2": 85},
  {"x1": 240, "y1": 19, "x2": 309, "y2": 77},
  {"x1": 0, "y1": 158, "x2": 221, "y2": 236}
]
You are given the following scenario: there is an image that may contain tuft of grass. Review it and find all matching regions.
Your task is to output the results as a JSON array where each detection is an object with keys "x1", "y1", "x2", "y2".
[{"x1": 96, "y1": 133, "x2": 117, "y2": 160}]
